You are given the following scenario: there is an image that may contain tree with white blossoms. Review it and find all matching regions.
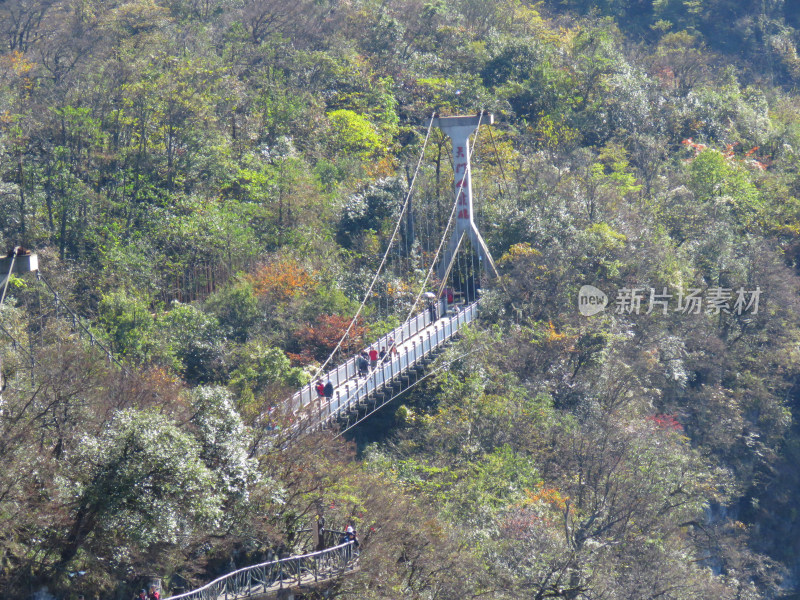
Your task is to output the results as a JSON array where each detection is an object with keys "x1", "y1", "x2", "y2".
[{"x1": 55, "y1": 408, "x2": 223, "y2": 572}]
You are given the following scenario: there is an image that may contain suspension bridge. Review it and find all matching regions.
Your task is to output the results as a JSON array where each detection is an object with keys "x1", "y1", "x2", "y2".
[
  {"x1": 0, "y1": 112, "x2": 503, "y2": 599},
  {"x1": 282, "y1": 112, "x2": 498, "y2": 438}
]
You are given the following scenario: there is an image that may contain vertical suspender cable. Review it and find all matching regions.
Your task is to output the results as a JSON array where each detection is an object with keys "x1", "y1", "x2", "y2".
[
  {"x1": 404, "y1": 111, "x2": 484, "y2": 323},
  {"x1": 310, "y1": 113, "x2": 437, "y2": 382}
]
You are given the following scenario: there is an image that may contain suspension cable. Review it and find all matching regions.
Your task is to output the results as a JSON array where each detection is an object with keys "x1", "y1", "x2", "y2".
[
  {"x1": 0, "y1": 248, "x2": 37, "y2": 379},
  {"x1": 327, "y1": 111, "x2": 486, "y2": 410},
  {"x1": 37, "y1": 273, "x2": 126, "y2": 371},
  {"x1": 487, "y1": 123, "x2": 512, "y2": 198},
  {"x1": 404, "y1": 110, "x2": 485, "y2": 324},
  {"x1": 0, "y1": 321, "x2": 34, "y2": 362},
  {"x1": 486, "y1": 124, "x2": 524, "y2": 323},
  {"x1": 311, "y1": 112, "x2": 437, "y2": 381}
]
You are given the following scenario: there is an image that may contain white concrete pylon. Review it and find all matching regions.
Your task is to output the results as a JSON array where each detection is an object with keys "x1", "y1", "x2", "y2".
[{"x1": 432, "y1": 113, "x2": 498, "y2": 286}]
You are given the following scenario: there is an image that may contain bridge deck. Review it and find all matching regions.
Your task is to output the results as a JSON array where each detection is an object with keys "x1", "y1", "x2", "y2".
[
  {"x1": 290, "y1": 300, "x2": 479, "y2": 431},
  {"x1": 164, "y1": 544, "x2": 358, "y2": 600}
]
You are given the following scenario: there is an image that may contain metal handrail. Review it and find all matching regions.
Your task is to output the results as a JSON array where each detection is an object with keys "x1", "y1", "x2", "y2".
[
  {"x1": 288, "y1": 299, "x2": 450, "y2": 413},
  {"x1": 317, "y1": 301, "x2": 479, "y2": 425},
  {"x1": 163, "y1": 541, "x2": 357, "y2": 600},
  {"x1": 173, "y1": 303, "x2": 476, "y2": 598}
]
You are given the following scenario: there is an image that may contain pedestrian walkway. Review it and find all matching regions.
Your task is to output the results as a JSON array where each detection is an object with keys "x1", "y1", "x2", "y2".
[
  {"x1": 163, "y1": 541, "x2": 358, "y2": 600},
  {"x1": 288, "y1": 300, "x2": 479, "y2": 433}
]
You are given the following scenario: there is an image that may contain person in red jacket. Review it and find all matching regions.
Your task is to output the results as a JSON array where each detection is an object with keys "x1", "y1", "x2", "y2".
[{"x1": 368, "y1": 347, "x2": 378, "y2": 370}]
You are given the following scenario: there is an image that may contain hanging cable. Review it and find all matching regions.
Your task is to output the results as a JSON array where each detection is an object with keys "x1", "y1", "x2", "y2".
[
  {"x1": 487, "y1": 124, "x2": 512, "y2": 198},
  {"x1": 0, "y1": 321, "x2": 34, "y2": 362},
  {"x1": 404, "y1": 110, "x2": 485, "y2": 324},
  {"x1": 470, "y1": 238, "x2": 477, "y2": 301},
  {"x1": 37, "y1": 273, "x2": 127, "y2": 372},
  {"x1": 335, "y1": 112, "x2": 486, "y2": 410},
  {"x1": 0, "y1": 252, "x2": 36, "y2": 385},
  {"x1": 310, "y1": 112, "x2": 437, "y2": 382}
]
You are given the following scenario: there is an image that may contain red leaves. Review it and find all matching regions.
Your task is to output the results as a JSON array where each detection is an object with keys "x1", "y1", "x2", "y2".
[
  {"x1": 647, "y1": 414, "x2": 684, "y2": 432},
  {"x1": 681, "y1": 138, "x2": 768, "y2": 170}
]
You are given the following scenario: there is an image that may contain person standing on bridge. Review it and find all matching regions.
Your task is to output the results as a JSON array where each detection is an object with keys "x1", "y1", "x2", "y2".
[
  {"x1": 357, "y1": 351, "x2": 369, "y2": 377},
  {"x1": 316, "y1": 514, "x2": 326, "y2": 551},
  {"x1": 323, "y1": 379, "x2": 334, "y2": 404},
  {"x1": 346, "y1": 524, "x2": 359, "y2": 556},
  {"x1": 428, "y1": 299, "x2": 438, "y2": 322},
  {"x1": 368, "y1": 346, "x2": 378, "y2": 370},
  {"x1": 315, "y1": 379, "x2": 325, "y2": 401}
]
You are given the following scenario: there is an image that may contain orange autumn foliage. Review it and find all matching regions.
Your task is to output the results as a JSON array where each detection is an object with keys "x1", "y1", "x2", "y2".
[
  {"x1": 248, "y1": 259, "x2": 316, "y2": 302},
  {"x1": 525, "y1": 482, "x2": 573, "y2": 513}
]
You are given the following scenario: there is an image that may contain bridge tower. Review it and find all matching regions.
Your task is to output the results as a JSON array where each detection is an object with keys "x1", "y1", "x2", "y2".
[{"x1": 433, "y1": 114, "x2": 498, "y2": 295}]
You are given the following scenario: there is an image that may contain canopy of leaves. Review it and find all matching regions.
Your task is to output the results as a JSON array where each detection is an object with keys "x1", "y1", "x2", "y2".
[{"x1": 2, "y1": 0, "x2": 800, "y2": 598}]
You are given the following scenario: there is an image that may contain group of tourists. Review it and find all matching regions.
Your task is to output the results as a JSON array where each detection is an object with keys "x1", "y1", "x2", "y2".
[
  {"x1": 314, "y1": 337, "x2": 403, "y2": 405},
  {"x1": 313, "y1": 294, "x2": 457, "y2": 406},
  {"x1": 315, "y1": 379, "x2": 334, "y2": 403},
  {"x1": 356, "y1": 338, "x2": 401, "y2": 378},
  {"x1": 134, "y1": 585, "x2": 160, "y2": 600},
  {"x1": 339, "y1": 524, "x2": 360, "y2": 558},
  {"x1": 316, "y1": 515, "x2": 359, "y2": 546}
]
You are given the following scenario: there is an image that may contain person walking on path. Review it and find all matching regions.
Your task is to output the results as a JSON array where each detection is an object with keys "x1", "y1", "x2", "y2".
[
  {"x1": 323, "y1": 379, "x2": 334, "y2": 404},
  {"x1": 315, "y1": 379, "x2": 325, "y2": 400}
]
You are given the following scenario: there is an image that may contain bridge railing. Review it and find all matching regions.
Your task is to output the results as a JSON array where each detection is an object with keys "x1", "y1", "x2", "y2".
[
  {"x1": 322, "y1": 301, "x2": 479, "y2": 423},
  {"x1": 288, "y1": 298, "x2": 451, "y2": 413},
  {"x1": 163, "y1": 541, "x2": 357, "y2": 600}
]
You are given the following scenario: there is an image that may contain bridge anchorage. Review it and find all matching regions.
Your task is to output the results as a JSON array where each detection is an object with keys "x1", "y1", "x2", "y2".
[{"x1": 287, "y1": 112, "x2": 498, "y2": 437}]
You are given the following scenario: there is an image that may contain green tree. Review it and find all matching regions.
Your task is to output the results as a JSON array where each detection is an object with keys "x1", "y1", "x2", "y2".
[
  {"x1": 97, "y1": 290, "x2": 160, "y2": 363},
  {"x1": 205, "y1": 279, "x2": 260, "y2": 343},
  {"x1": 158, "y1": 301, "x2": 224, "y2": 383}
]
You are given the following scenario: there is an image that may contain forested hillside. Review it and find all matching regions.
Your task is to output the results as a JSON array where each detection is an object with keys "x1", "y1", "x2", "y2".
[{"x1": 3, "y1": 0, "x2": 800, "y2": 598}]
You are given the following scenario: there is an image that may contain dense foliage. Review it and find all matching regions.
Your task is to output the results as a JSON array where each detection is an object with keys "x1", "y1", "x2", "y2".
[{"x1": 2, "y1": 0, "x2": 800, "y2": 598}]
